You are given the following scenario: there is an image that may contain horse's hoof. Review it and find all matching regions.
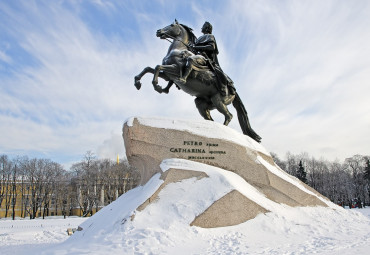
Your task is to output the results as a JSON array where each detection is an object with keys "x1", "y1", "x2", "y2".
[
  {"x1": 154, "y1": 85, "x2": 163, "y2": 93},
  {"x1": 134, "y1": 80, "x2": 142, "y2": 90},
  {"x1": 223, "y1": 114, "x2": 233, "y2": 126}
]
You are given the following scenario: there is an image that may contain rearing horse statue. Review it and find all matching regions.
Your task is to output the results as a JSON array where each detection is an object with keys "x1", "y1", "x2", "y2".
[{"x1": 134, "y1": 20, "x2": 261, "y2": 143}]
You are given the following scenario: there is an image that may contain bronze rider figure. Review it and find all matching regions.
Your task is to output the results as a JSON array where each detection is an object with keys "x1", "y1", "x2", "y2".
[{"x1": 178, "y1": 21, "x2": 235, "y2": 96}]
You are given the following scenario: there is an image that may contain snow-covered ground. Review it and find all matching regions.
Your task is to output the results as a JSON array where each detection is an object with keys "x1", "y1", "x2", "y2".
[
  {"x1": 0, "y1": 207, "x2": 369, "y2": 254},
  {"x1": 0, "y1": 205, "x2": 369, "y2": 254},
  {"x1": 0, "y1": 216, "x2": 86, "y2": 255}
]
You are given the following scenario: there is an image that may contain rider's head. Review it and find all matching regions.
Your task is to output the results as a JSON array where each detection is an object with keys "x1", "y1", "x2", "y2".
[{"x1": 201, "y1": 22, "x2": 212, "y2": 34}]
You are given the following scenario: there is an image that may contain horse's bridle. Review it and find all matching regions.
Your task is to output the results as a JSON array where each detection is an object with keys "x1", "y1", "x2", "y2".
[{"x1": 161, "y1": 30, "x2": 192, "y2": 50}]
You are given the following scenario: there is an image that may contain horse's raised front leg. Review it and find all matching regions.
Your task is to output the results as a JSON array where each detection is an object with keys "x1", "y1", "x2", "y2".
[
  {"x1": 162, "y1": 80, "x2": 174, "y2": 94},
  {"x1": 134, "y1": 66, "x2": 170, "y2": 92},
  {"x1": 152, "y1": 64, "x2": 179, "y2": 93},
  {"x1": 134, "y1": 67, "x2": 155, "y2": 90}
]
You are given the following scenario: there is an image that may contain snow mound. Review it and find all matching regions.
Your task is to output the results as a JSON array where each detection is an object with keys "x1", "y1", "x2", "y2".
[{"x1": 39, "y1": 159, "x2": 370, "y2": 254}]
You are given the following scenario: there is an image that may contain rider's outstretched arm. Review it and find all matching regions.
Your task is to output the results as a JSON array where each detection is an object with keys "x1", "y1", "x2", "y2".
[{"x1": 192, "y1": 43, "x2": 215, "y2": 51}]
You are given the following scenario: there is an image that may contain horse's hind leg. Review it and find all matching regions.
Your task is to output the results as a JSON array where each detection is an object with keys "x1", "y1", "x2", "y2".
[
  {"x1": 211, "y1": 94, "x2": 233, "y2": 126},
  {"x1": 195, "y1": 97, "x2": 213, "y2": 121}
]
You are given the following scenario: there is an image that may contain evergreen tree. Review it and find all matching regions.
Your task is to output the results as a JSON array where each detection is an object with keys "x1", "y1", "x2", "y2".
[{"x1": 296, "y1": 160, "x2": 307, "y2": 184}]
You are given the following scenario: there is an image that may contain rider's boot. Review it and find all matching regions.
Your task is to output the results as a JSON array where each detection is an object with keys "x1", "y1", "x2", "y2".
[
  {"x1": 217, "y1": 82, "x2": 228, "y2": 97},
  {"x1": 178, "y1": 65, "x2": 193, "y2": 85},
  {"x1": 220, "y1": 84, "x2": 228, "y2": 96}
]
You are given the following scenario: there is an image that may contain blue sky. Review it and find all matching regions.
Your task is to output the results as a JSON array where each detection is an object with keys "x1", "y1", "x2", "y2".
[{"x1": 1, "y1": 0, "x2": 369, "y2": 168}]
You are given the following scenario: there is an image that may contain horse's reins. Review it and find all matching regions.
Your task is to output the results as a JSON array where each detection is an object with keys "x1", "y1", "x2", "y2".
[{"x1": 162, "y1": 32, "x2": 192, "y2": 49}]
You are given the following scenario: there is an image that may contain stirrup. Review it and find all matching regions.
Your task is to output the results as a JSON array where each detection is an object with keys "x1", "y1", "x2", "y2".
[{"x1": 177, "y1": 77, "x2": 186, "y2": 85}]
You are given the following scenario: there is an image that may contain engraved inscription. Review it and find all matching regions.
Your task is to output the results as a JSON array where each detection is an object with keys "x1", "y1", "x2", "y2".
[
  {"x1": 184, "y1": 141, "x2": 203, "y2": 146},
  {"x1": 170, "y1": 148, "x2": 206, "y2": 153},
  {"x1": 188, "y1": 156, "x2": 215, "y2": 160},
  {"x1": 209, "y1": 150, "x2": 226, "y2": 154},
  {"x1": 169, "y1": 140, "x2": 226, "y2": 160}
]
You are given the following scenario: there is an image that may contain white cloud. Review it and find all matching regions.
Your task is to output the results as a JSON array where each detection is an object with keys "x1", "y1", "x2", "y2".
[
  {"x1": 0, "y1": 0, "x2": 369, "y2": 165},
  {"x1": 0, "y1": 50, "x2": 12, "y2": 64},
  {"x1": 97, "y1": 131, "x2": 125, "y2": 161},
  {"x1": 214, "y1": 0, "x2": 370, "y2": 160}
]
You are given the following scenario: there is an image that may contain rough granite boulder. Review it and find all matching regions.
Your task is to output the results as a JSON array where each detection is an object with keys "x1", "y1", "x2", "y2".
[{"x1": 123, "y1": 117, "x2": 331, "y2": 228}]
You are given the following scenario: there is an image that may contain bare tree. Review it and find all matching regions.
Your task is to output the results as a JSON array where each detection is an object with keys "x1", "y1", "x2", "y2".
[
  {"x1": 364, "y1": 158, "x2": 370, "y2": 205},
  {"x1": 1, "y1": 153, "x2": 140, "y2": 219},
  {"x1": 1, "y1": 156, "x2": 12, "y2": 218},
  {"x1": 345, "y1": 155, "x2": 368, "y2": 207},
  {"x1": 0, "y1": 155, "x2": 10, "y2": 218},
  {"x1": 274, "y1": 151, "x2": 370, "y2": 207},
  {"x1": 270, "y1": 152, "x2": 286, "y2": 170},
  {"x1": 71, "y1": 151, "x2": 99, "y2": 217}
]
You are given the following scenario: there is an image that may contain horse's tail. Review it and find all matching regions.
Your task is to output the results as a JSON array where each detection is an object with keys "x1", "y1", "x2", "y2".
[{"x1": 232, "y1": 92, "x2": 262, "y2": 143}]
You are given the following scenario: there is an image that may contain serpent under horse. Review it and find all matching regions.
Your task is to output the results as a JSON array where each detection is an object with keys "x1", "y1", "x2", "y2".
[{"x1": 134, "y1": 20, "x2": 261, "y2": 143}]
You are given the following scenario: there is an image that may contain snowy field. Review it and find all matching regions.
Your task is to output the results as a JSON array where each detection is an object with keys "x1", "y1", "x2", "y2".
[
  {"x1": 0, "y1": 216, "x2": 86, "y2": 255},
  {"x1": 0, "y1": 206, "x2": 369, "y2": 254}
]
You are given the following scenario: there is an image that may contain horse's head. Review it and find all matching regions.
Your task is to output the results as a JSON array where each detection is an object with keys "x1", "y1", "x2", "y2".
[{"x1": 156, "y1": 20, "x2": 182, "y2": 40}]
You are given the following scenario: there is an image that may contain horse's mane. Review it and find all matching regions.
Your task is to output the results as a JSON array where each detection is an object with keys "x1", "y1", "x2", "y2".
[{"x1": 180, "y1": 24, "x2": 196, "y2": 43}]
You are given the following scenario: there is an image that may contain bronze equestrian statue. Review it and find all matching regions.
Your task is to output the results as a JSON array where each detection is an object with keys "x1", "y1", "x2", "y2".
[{"x1": 134, "y1": 20, "x2": 261, "y2": 143}]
